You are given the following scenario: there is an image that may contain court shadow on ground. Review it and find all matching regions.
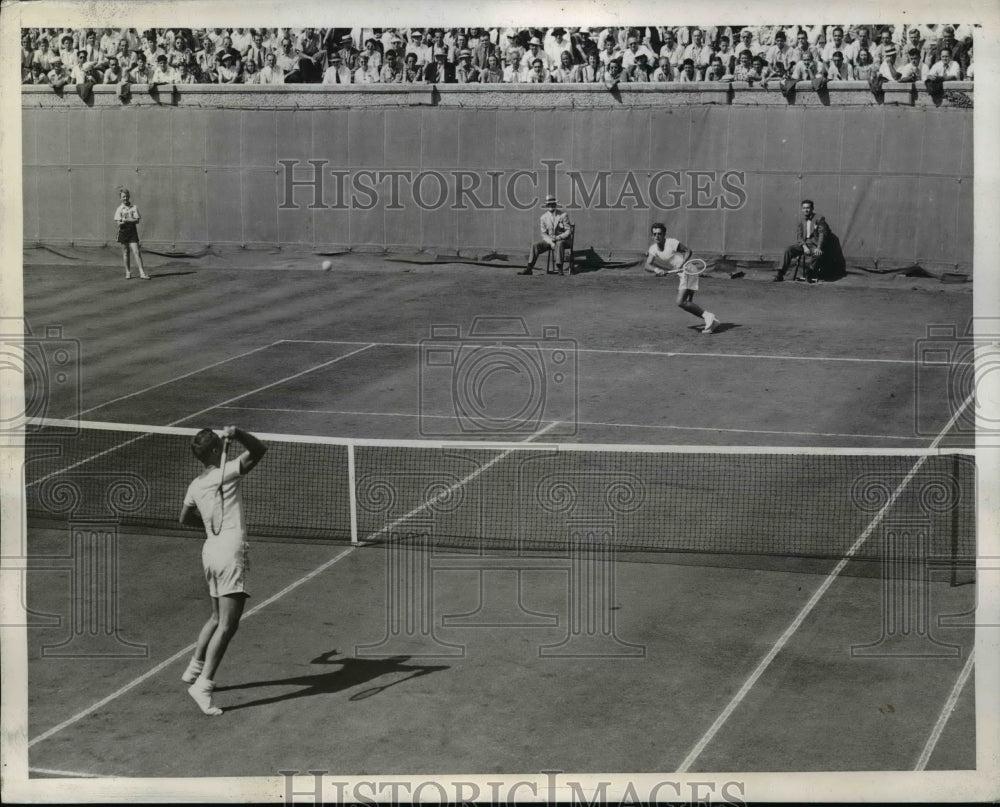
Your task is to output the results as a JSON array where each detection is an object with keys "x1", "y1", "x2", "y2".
[
  {"x1": 685, "y1": 322, "x2": 741, "y2": 335},
  {"x1": 148, "y1": 271, "x2": 198, "y2": 279},
  {"x1": 569, "y1": 247, "x2": 642, "y2": 274},
  {"x1": 215, "y1": 649, "x2": 449, "y2": 711}
]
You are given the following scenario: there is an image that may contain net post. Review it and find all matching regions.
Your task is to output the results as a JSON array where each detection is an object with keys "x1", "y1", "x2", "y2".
[{"x1": 347, "y1": 443, "x2": 358, "y2": 545}]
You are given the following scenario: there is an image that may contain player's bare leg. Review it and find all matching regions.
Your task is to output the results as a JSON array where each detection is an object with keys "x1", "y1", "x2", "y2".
[
  {"x1": 121, "y1": 245, "x2": 131, "y2": 279},
  {"x1": 188, "y1": 594, "x2": 246, "y2": 716},
  {"x1": 129, "y1": 242, "x2": 149, "y2": 279},
  {"x1": 182, "y1": 597, "x2": 219, "y2": 683},
  {"x1": 676, "y1": 289, "x2": 717, "y2": 333}
]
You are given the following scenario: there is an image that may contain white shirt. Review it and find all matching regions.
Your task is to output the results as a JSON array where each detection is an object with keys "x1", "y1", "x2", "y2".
[
  {"x1": 896, "y1": 61, "x2": 928, "y2": 81},
  {"x1": 151, "y1": 65, "x2": 177, "y2": 83},
  {"x1": 647, "y1": 238, "x2": 683, "y2": 269},
  {"x1": 230, "y1": 30, "x2": 252, "y2": 52},
  {"x1": 113, "y1": 202, "x2": 140, "y2": 224},
  {"x1": 928, "y1": 59, "x2": 962, "y2": 80},
  {"x1": 184, "y1": 456, "x2": 249, "y2": 542},
  {"x1": 260, "y1": 65, "x2": 286, "y2": 84}
]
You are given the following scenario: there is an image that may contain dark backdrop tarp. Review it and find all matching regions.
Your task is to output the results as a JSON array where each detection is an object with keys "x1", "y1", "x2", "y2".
[{"x1": 23, "y1": 103, "x2": 972, "y2": 270}]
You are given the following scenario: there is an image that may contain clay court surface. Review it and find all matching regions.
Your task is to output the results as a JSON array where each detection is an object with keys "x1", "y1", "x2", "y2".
[
  {"x1": 19, "y1": 251, "x2": 977, "y2": 776},
  {"x1": 22, "y1": 248, "x2": 973, "y2": 447}
]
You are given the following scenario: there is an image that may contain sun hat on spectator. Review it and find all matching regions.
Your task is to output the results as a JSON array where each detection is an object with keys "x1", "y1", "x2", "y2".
[
  {"x1": 459, "y1": 49, "x2": 472, "y2": 59},
  {"x1": 544, "y1": 195, "x2": 558, "y2": 206},
  {"x1": 341, "y1": 35, "x2": 353, "y2": 43},
  {"x1": 529, "y1": 36, "x2": 542, "y2": 46},
  {"x1": 50, "y1": 55, "x2": 62, "y2": 64},
  {"x1": 433, "y1": 47, "x2": 447, "y2": 59},
  {"x1": 329, "y1": 52, "x2": 342, "y2": 61}
]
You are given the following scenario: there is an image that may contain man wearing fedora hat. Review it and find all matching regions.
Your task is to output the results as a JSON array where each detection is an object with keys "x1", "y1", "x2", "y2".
[
  {"x1": 455, "y1": 49, "x2": 479, "y2": 83},
  {"x1": 518, "y1": 196, "x2": 573, "y2": 276},
  {"x1": 423, "y1": 47, "x2": 454, "y2": 83},
  {"x1": 322, "y1": 52, "x2": 352, "y2": 84},
  {"x1": 526, "y1": 35, "x2": 553, "y2": 70},
  {"x1": 337, "y1": 35, "x2": 359, "y2": 71}
]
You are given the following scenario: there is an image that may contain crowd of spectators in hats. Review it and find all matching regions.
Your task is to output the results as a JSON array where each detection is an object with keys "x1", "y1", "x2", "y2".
[{"x1": 21, "y1": 25, "x2": 974, "y2": 88}]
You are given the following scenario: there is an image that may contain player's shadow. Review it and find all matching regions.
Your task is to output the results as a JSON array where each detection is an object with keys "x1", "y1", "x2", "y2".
[
  {"x1": 215, "y1": 649, "x2": 449, "y2": 711},
  {"x1": 146, "y1": 271, "x2": 198, "y2": 279},
  {"x1": 686, "y1": 322, "x2": 741, "y2": 335}
]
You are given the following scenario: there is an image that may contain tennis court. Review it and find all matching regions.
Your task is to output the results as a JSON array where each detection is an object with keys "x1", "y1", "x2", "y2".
[
  {"x1": 22, "y1": 250, "x2": 973, "y2": 447},
  {"x1": 19, "y1": 252, "x2": 978, "y2": 777}
]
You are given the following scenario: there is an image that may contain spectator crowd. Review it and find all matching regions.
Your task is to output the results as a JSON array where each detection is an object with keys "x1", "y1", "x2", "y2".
[{"x1": 21, "y1": 25, "x2": 974, "y2": 88}]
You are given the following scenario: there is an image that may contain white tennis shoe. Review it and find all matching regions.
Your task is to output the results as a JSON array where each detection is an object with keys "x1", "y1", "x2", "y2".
[{"x1": 702, "y1": 313, "x2": 718, "y2": 333}]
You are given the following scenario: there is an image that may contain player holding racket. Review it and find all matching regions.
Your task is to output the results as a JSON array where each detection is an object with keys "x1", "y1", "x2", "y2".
[
  {"x1": 645, "y1": 223, "x2": 719, "y2": 333},
  {"x1": 179, "y1": 425, "x2": 267, "y2": 715},
  {"x1": 113, "y1": 188, "x2": 150, "y2": 280}
]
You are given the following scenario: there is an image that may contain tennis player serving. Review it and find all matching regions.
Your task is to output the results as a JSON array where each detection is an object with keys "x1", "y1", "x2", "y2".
[
  {"x1": 179, "y1": 425, "x2": 267, "y2": 716},
  {"x1": 645, "y1": 223, "x2": 718, "y2": 333}
]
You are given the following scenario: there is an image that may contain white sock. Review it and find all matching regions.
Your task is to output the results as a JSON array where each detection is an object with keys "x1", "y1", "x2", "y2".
[
  {"x1": 181, "y1": 657, "x2": 204, "y2": 683},
  {"x1": 188, "y1": 675, "x2": 222, "y2": 716},
  {"x1": 703, "y1": 312, "x2": 713, "y2": 323}
]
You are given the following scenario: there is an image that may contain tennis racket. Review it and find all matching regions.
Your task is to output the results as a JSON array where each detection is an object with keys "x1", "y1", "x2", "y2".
[
  {"x1": 209, "y1": 435, "x2": 229, "y2": 536},
  {"x1": 666, "y1": 257, "x2": 708, "y2": 276}
]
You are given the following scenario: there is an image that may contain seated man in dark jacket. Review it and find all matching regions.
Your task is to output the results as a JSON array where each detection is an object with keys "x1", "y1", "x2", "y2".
[{"x1": 775, "y1": 199, "x2": 845, "y2": 282}]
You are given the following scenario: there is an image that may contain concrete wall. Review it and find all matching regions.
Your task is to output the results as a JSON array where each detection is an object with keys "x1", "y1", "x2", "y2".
[{"x1": 22, "y1": 83, "x2": 974, "y2": 269}]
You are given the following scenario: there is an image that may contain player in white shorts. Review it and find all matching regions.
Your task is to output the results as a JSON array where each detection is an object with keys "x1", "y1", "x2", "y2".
[
  {"x1": 179, "y1": 425, "x2": 267, "y2": 715},
  {"x1": 645, "y1": 222, "x2": 718, "y2": 333}
]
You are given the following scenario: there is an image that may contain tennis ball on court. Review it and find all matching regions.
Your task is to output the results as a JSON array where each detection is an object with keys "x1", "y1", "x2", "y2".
[{"x1": 321, "y1": 260, "x2": 332, "y2": 271}]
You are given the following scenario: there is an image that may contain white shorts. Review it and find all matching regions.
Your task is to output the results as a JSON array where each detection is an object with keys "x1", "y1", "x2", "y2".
[
  {"x1": 202, "y1": 538, "x2": 249, "y2": 598},
  {"x1": 678, "y1": 271, "x2": 699, "y2": 292}
]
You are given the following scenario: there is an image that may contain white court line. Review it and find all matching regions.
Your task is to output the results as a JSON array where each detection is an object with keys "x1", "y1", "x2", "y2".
[
  {"x1": 25, "y1": 344, "x2": 376, "y2": 490},
  {"x1": 28, "y1": 767, "x2": 107, "y2": 778},
  {"x1": 76, "y1": 341, "x2": 283, "y2": 417},
  {"x1": 28, "y1": 421, "x2": 556, "y2": 747},
  {"x1": 216, "y1": 404, "x2": 931, "y2": 443},
  {"x1": 914, "y1": 648, "x2": 976, "y2": 770},
  {"x1": 27, "y1": 546, "x2": 356, "y2": 748},
  {"x1": 674, "y1": 390, "x2": 975, "y2": 773},
  {"x1": 277, "y1": 338, "x2": 927, "y2": 366}
]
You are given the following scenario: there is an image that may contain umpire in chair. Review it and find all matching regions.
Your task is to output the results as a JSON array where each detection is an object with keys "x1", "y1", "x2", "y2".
[
  {"x1": 518, "y1": 196, "x2": 574, "y2": 276},
  {"x1": 774, "y1": 199, "x2": 844, "y2": 283}
]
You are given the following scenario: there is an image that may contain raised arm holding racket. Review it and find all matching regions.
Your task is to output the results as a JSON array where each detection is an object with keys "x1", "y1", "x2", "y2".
[
  {"x1": 645, "y1": 223, "x2": 719, "y2": 333},
  {"x1": 179, "y1": 425, "x2": 267, "y2": 716}
]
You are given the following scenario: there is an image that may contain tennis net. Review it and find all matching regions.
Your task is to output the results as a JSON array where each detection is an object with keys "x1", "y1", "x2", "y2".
[{"x1": 24, "y1": 418, "x2": 976, "y2": 569}]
